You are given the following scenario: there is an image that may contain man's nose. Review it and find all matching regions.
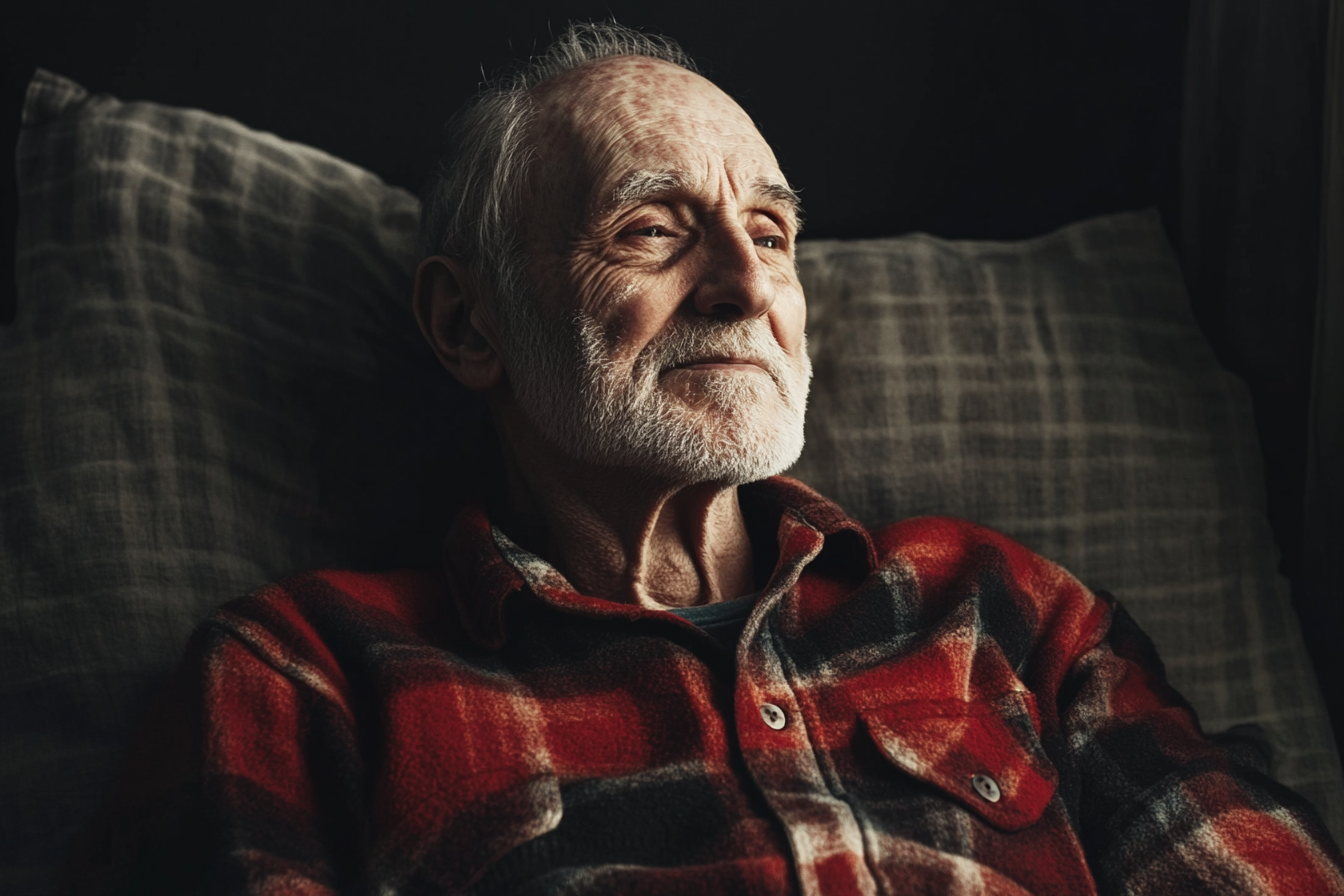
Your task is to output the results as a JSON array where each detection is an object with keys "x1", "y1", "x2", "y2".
[{"x1": 690, "y1": 225, "x2": 775, "y2": 320}]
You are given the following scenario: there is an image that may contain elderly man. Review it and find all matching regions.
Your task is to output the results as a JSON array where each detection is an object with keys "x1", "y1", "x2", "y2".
[{"x1": 63, "y1": 22, "x2": 1344, "y2": 896}]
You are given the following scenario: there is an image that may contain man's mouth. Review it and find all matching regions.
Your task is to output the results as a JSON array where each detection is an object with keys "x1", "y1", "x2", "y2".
[{"x1": 668, "y1": 355, "x2": 769, "y2": 373}]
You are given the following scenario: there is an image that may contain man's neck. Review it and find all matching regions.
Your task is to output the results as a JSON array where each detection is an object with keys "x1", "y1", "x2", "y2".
[{"x1": 494, "y1": 412, "x2": 756, "y2": 610}]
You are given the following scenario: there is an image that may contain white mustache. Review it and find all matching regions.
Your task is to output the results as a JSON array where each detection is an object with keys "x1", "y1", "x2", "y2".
[{"x1": 637, "y1": 319, "x2": 800, "y2": 389}]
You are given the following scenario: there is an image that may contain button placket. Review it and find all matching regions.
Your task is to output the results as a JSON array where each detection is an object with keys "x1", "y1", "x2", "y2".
[{"x1": 731, "y1": 521, "x2": 876, "y2": 895}]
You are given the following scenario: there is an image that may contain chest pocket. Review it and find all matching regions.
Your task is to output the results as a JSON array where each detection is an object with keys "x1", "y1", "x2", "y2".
[{"x1": 861, "y1": 691, "x2": 1058, "y2": 831}]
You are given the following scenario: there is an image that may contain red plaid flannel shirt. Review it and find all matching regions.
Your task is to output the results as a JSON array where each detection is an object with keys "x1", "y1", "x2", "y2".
[{"x1": 63, "y1": 477, "x2": 1344, "y2": 895}]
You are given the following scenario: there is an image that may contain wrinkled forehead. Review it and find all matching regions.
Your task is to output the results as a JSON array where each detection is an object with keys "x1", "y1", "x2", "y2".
[
  {"x1": 536, "y1": 56, "x2": 754, "y2": 135},
  {"x1": 530, "y1": 57, "x2": 782, "y2": 210}
]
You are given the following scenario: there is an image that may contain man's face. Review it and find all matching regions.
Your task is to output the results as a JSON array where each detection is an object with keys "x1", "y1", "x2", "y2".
[{"x1": 501, "y1": 56, "x2": 811, "y2": 485}]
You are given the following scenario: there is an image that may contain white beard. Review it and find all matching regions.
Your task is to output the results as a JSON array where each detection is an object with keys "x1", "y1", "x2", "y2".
[{"x1": 502, "y1": 294, "x2": 812, "y2": 486}]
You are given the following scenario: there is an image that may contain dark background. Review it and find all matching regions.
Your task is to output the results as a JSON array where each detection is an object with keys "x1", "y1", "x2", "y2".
[
  {"x1": 4, "y1": 1, "x2": 1335, "y2": 744},
  {"x1": 5, "y1": 1, "x2": 1191, "y2": 260}
]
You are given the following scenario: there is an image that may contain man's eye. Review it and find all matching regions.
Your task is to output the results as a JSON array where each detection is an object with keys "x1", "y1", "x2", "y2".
[
  {"x1": 756, "y1": 235, "x2": 782, "y2": 249},
  {"x1": 628, "y1": 225, "x2": 667, "y2": 238}
]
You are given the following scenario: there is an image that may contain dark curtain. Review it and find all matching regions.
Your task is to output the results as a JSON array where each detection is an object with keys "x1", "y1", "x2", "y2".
[
  {"x1": 1182, "y1": 0, "x2": 1343, "y2": 740},
  {"x1": 1306, "y1": 0, "x2": 1343, "y2": 724}
]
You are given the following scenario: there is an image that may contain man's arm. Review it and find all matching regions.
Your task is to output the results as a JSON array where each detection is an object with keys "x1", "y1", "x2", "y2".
[
  {"x1": 57, "y1": 620, "x2": 362, "y2": 895},
  {"x1": 1062, "y1": 595, "x2": 1344, "y2": 893}
]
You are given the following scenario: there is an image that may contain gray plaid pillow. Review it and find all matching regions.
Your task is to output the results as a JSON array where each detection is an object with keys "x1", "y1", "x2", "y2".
[
  {"x1": 2, "y1": 70, "x2": 478, "y2": 895},
  {"x1": 788, "y1": 218, "x2": 1344, "y2": 840}
]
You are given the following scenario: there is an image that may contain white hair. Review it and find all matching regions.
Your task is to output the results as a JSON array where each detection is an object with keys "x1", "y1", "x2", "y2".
[{"x1": 418, "y1": 22, "x2": 699, "y2": 325}]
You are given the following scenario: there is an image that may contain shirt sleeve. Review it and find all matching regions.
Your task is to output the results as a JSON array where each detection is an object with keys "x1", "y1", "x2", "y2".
[
  {"x1": 1062, "y1": 594, "x2": 1344, "y2": 895},
  {"x1": 56, "y1": 623, "x2": 360, "y2": 896}
]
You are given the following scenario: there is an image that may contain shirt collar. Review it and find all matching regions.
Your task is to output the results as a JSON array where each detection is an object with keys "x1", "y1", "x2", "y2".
[{"x1": 440, "y1": 475, "x2": 877, "y2": 650}]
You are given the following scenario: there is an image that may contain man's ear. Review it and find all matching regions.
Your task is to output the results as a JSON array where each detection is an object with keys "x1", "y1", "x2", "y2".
[{"x1": 412, "y1": 256, "x2": 506, "y2": 391}]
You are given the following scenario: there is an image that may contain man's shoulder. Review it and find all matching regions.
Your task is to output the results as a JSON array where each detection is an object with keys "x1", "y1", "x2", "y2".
[
  {"x1": 867, "y1": 514, "x2": 1109, "y2": 625},
  {"x1": 757, "y1": 477, "x2": 1053, "y2": 561},
  {"x1": 756, "y1": 478, "x2": 1096, "y2": 598},
  {"x1": 221, "y1": 567, "x2": 449, "y2": 622},
  {"x1": 199, "y1": 567, "x2": 459, "y2": 672},
  {"x1": 871, "y1": 514, "x2": 1044, "y2": 562}
]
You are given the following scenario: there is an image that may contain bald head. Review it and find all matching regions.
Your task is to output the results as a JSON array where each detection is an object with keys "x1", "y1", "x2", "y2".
[
  {"x1": 533, "y1": 55, "x2": 768, "y2": 176},
  {"x1": 523, "y1": 56, "x2": 798, "y2": 269}
]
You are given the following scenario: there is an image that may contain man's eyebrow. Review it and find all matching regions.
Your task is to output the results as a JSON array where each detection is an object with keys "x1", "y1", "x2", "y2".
[
  {"x1": 571, "y1": 171, "x2": 685, "y2": 241},
  {"x1": 610, "y1": 169, "x2": 689, "y2": 207},
  {"x1": 596, "y1": 170, "x2": 803, "y2": 230},
  {"x1": 752, "y1": 178, "x2": 804, "y2": 230}
]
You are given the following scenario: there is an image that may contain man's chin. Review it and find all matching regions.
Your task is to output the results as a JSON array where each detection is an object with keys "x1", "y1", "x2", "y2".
[
  {"x1": 658, "y1": 418, "x2": 806, "y2": 486},
  {"x1": 656, "y1": 368, "x2": 780, "y2": 409},
  {"x1": 558, "y1": 414, "x2": 804, "y2": 488}
]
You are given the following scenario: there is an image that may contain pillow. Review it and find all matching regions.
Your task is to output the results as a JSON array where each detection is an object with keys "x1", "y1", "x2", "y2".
[
  {"x1": 789, "y1": 219, "x2": 1344, "y2": 839},
  {"x1": 3, "y1": 69, "x2": 1340, "y2": 894},
  {"x1": 3, "y1": 70, "x2": 482, "y2": 894}
]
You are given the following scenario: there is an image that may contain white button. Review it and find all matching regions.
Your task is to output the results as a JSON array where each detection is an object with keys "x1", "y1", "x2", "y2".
[
  {"x1": 971, "y1": 773, "x2": 1001, "y2": 803},
  {"x1": 759, "y1": 703, "x2": 786, "y2": 729}
]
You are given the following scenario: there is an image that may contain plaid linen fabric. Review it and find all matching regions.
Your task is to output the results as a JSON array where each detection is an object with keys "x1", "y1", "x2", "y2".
[{"x1": 61, "y1": 478, "x2": 1344, "y2": 895}]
